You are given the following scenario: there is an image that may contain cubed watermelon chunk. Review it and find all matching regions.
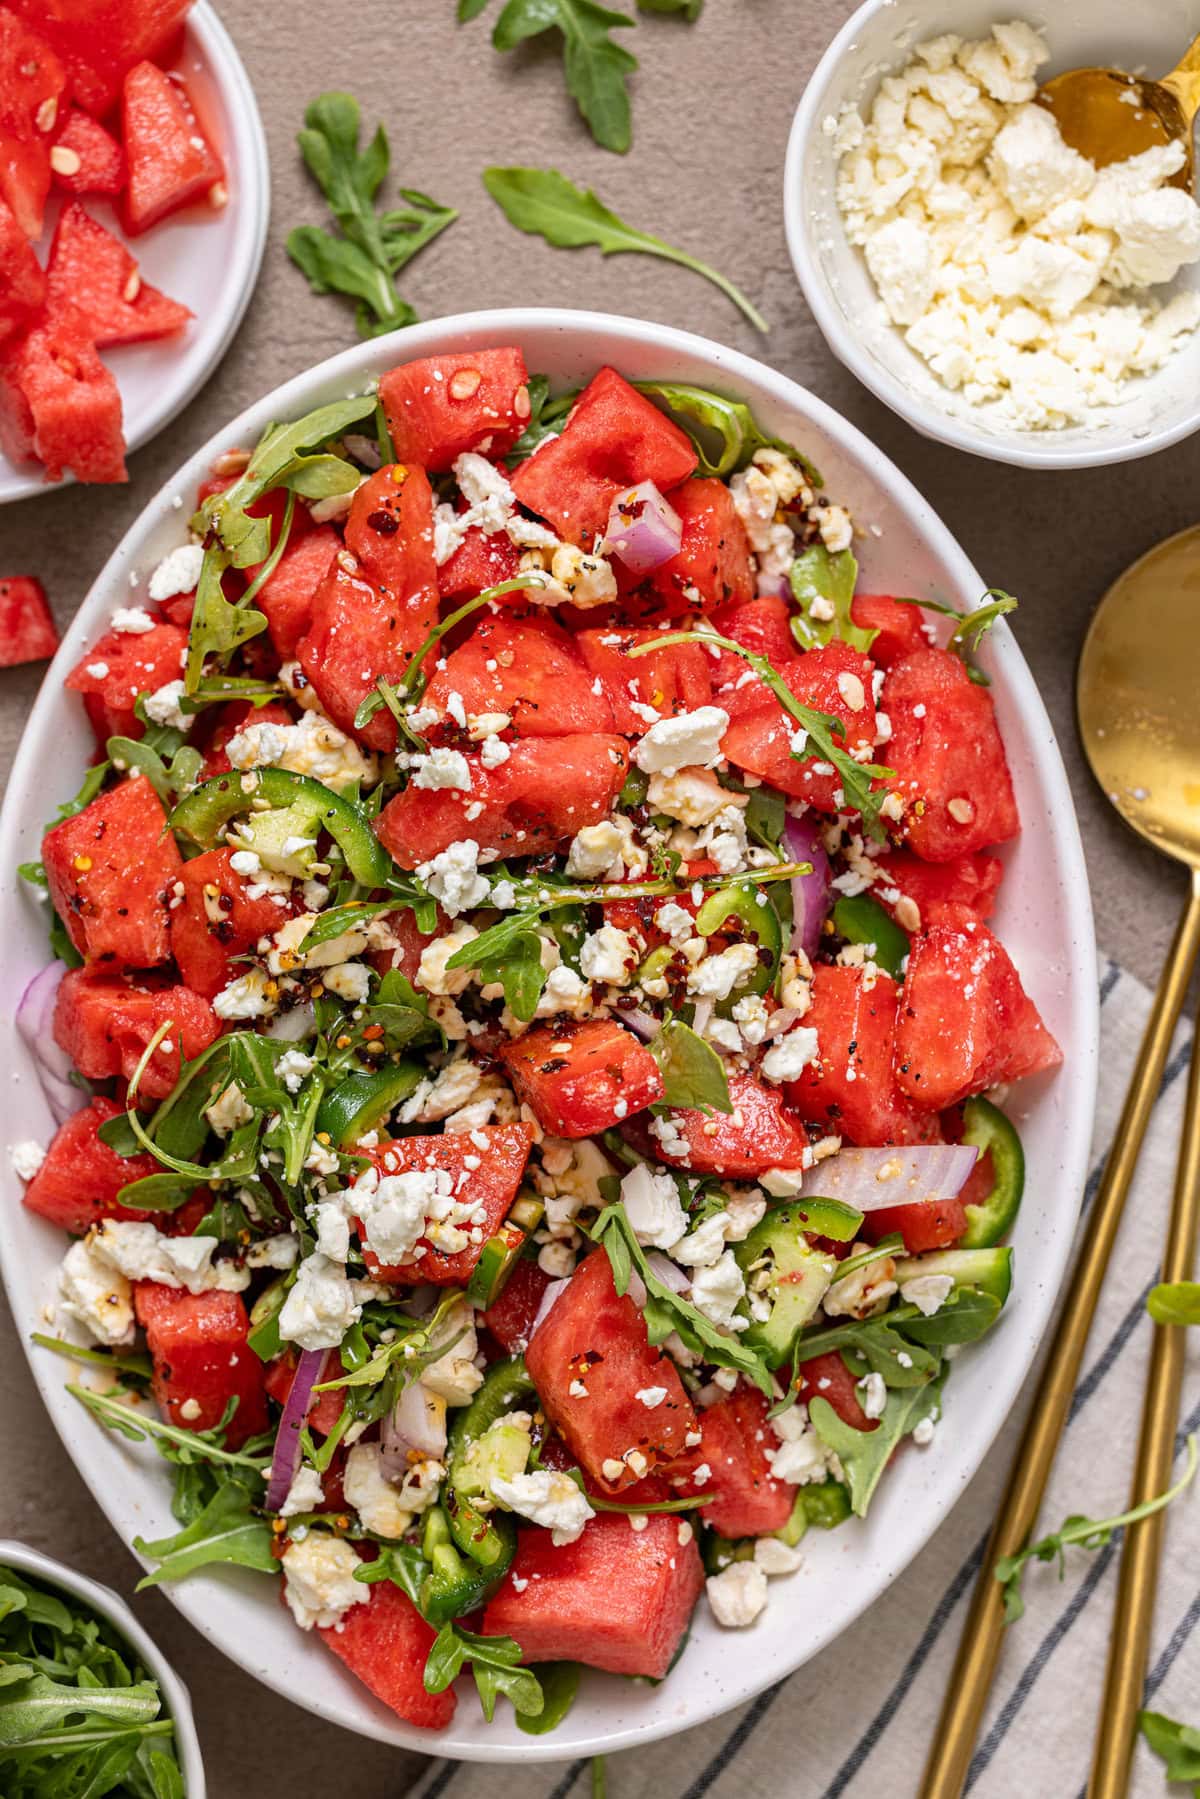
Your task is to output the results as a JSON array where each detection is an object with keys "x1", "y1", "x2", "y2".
[
  {"x1": 43, "y1": 776, "x2": 182, "y2": 968},
  {"x1": 53, "y1": 969, "x2": 221, "y2": 1101},
  {"x1": 512, "y1": 368, "x2": 697, "y2": 548},
  {"x1": 784, "y1": 964, "x2": 940, "y2": 1146},
  {"x1": 358, "y1": 1124, "x2": 535, "y2": 1286},
  {"x1": 375, "y1": 732, "x2": 629, "y2": 868},
  {"x1": 862, "y1": 1195, "x2": 967, "y2": 1255},
  {"x1": 483, "y1": 1512, "x2": 703, "y2": 1678},
  {"x1": 45, "y1": 202, "x2": 191, "y2": 348},
  {"x1": 0, "y1": 8, "x2": 65, "y2": 237},
  {"x1": 0, "y1": 194, "x2": 44, "y2": 344},
  {"x1": 437, "y1": 524, "x2": 522, "y2": 604},
  {"x1": 500, "y1": 1018, "x2": 663, "y2": 1140},
  {"x1": 678, "y1": 1384, "x2": 796, "y2": 1535},
  {"x1": 134, "y1": 1281, "x2": 268, "y2": 1446},
  {"x1": 422, "y1": 613, "x2": 615, "y2": 739},
  {"x1": 319, "y1": 1576, "x2": 455, "y2": 1730},
  {"x1": 64, "y1": 621, "x2": 188, "y2": 742},
  {"x1": 526, "y1": 1250, "x2": 698, "y2": 1495},
  {"x1": 642, "y1": 476, "x2": 754, "y2": 611},
  {"x1": 850, "y1": 593, "x2": 930, "y2": 667},
  {"x1": 575, "y1": 625, "x2": 714, "y2": 735},
  {"x1": 883, "y1": 648, "x2": 1019, "y2": 859},
  {"x1": 894, "y1": 917, "x2": 1062, "y2": 1109},
  {"x1": 253, "y1": 526, "x2": 338, "y2": 659},
  {"x1": 0, "y1": 315, "x2": 126, "y2": 484},
  {"x1": 21, "y1": 1096, "x2": 167, "y2": 1233},
  {"x1": 636, "y1": 1071, "x2": 810, "y2": 1178},
  {"x1": 870, "y1": 849, "x2": 1003, "y2": 931},
  {"x1": 49, "y1": 105, "x2": 124, "y2": 193},
  {"x1": 379, "y1": 346, "x2": 530, "y2": 471},
  {"x1": 0, "y1": 574, "x2": 56, "y2": 664},
  {"x1": 481, "y1": 1255, "x2": 551, "y2": 1356},
  {"x1": 8, "y1": 0, "x2": 191, "y2": 118},
  {"x1": 169, "y1": 846, "x2": 298, "y2": 999},
  {"x1": 721, "y1": 640, "x2": 879, "y2": 813},
  {"x1": 120, "y1": 60, "x2": 223, "y2": 235},
  {"x1": 710, "y1": 592, "x2": 795, "y2": 668}
]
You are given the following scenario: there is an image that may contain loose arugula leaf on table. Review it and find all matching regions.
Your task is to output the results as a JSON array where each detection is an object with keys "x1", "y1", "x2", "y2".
[
  {"x1": 638, "y1": 0, "x2": 702, "y2": 13},
  {"x1": 632, "y1": 380, "x2": 821, "y2": 484},
  {"x1": 288, "y1": 92, "x2": 456, "y2": 337},
  {"x1": 483, "y1": 166, "x2": 768, "y2": 332},
  {"x1": 591, "y1": 1202, "x2": 772, "y2": 1394},
  {"x1": 631, "y1": 630, "x2": 895, "y2": 841},
  {"x1": 133, "y1": 1481, "x2": 278, "y2": 1589},
  {"x1": 1148, "y1": 1281, "x2": 1200, "y2": 1325},
  {"x1": 650, "y1": 1017, "x2": 732, "y2": 1113},
  {"x1": 790, "y1": 545, "x2": 876, "y2": 654},
  {"x1": 1139, "y1": 1708, "x2": 1200, "y2": 1789},
  {"x1": 994, "y1": 1433, "x2": 1198, "y2": 1624},
  {"x1": 466, "y1": 1, "x2": 638, "y2": 154},
  {"x1": 424, "y1": 1623, "x2": 545, "y2": 1722},
  {"x1": 809, "y1": 1378, "x2": 944, "y2": 1518}
]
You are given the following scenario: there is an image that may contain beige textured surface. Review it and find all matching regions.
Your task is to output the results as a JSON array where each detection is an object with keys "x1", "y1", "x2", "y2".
[{"x1": 1, "y1": 2, "x2": 1197, "y2": 1793}]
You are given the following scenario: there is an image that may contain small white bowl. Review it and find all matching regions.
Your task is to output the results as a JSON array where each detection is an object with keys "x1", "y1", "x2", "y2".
[
  {"x1": 0, "y1": 1538, "x2": 206, "y2": 1796},
  {"x1": 0, "y1": 0, "x2": 270, "y2": 506},
  {"x1": 785, "y1": 0, "x2": 1200, "y2": 469}
]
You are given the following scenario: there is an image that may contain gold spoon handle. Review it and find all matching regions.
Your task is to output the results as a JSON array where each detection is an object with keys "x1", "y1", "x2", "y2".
[
  {"x1": 1161, "y1": 29, "x2": 1200, "y2": 130},
  {"x1": 919, "y1": 873, "x2": 1200, "y2": 1799},
  {"x1": 1088, "y1": 886, "x2": 1200, "y2": 1798}
]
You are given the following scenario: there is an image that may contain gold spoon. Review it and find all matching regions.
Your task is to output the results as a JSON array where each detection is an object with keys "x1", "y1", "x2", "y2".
[
  {"x1": 1037, "y1": 31, "x2": 1200, "y2": 187},
  {"x1": 919, "y1": 527, "x2": 1200, "y2": 1799}
]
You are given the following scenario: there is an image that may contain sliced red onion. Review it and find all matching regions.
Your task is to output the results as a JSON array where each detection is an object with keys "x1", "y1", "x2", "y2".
[
  {"x1": 602, "y1": 481, "x2": 682, "y2": 575},
  {"x1": 626, "y1": 1267, "x2": 647, "y2": 1308},
  {"x1": 798, "y1": 1145, "x2": 978, "y2": 1214},
  {"x1": 381, "y1": 1378, "x2": 447, "y2": 1472},
  {"x1": 16, "y1": 964, "x2": 82, "y2": 1127},
  {"x1": 264, "y1": 1002, "x2": 317, "y2": 1043},
  {"x1": 622, "y1": 1007, "x2": 661, "y2": 1043},
  {"x1": 265, "y1": 1347, "x2": 326, "y2": 1513},
  {"x1": 782, "y1": 814, "x2": 832, "y2": 960},
  {"x1": 757, "y1": 573, "x2": 792, "y2": 600},
  {"x1": 645, "y1": 1251, "x2": 689, "y2": 1294},
  {"x1": 532, "y1": 1276, "x2": 571, "y2": 1337}
]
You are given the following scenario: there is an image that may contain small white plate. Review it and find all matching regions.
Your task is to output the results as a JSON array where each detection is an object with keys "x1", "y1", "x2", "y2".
[{"x1": 0, "y1": 0, "x2": 269, "y2": 505}]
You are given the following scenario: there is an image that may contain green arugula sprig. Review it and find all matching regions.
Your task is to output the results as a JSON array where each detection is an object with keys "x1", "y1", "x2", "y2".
[
  {"x1": 425, "y1": 1623, "x2": 545, "y2": 1722},
  {"x1": 288, "y1": 93, "x2": 457, "y2": 337},
  {"x1": 894, "y1": 589, "x2": 1018, "y2": 687},
  {"x1": 790, "y1": 545, "x2": 876, "y2": 655},
  {"x1": 464, "y1": 1, "x2": 639, "y2": 153},
  {"x1": 484, "y1": 167, "x2": 767, "y2": 332},
  {"x1": 630, "y1": 630, "x2": 895, "y2": 839},
  {"x1": 994, "y1": 1434, "x2": 1198, "y2": 1624},
  {"x1": 1139, "y1": 1709, "x2": 1200, "y2": 1790},
  {"x1": 650, "y1": 1017, "x2": 732, "y2": 1113},
  {"x1": 0, "y1": 1561, "x2": 183, "y2": 1798},
  {"x1": 633, "y1": 381, "x2": 820, "y2": 483},
  {"x1": 809, "y1": 1379, "x2": 944, "y2": 1517},
  {"x1": 591, "y1": 1201, "x2": 773, "y2": 1394}
]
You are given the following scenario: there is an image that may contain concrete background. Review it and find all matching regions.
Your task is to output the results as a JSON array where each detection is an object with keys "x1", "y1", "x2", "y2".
[{"x1": 1, "y1": 1, "x2": 1197, "y2": 1793}]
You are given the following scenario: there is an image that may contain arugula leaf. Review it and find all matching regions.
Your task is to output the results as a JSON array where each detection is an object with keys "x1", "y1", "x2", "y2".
[
  {"x1": 1148, "y1": 1281, "x2": 1200, "y2": 1325},
  {"x1": 1139, "y1": 1709, "x2": 1200, "y2": 1788},
  {"x1": 67, "y1": 1384, "x2": 269, "y2": 1477},
  {"x1": 31, "y1": 1333, "x2": 154, "y2": 1382},
  {"x1": 476, "y1": 925, "x2": 549, "y2": 1023},
  {"x1": 591, "y1": 1203, "x2": 772, "y2": 1394},
  {"x1": 0, "y1": 1671, "x2": 161, "y2": 1747},
  {"x1": 133, "y1": 1482, "x2": 277, "y2": 1589},
  {"x1": 478, "y1": 2, "x2": 638, "y2": 154},
  {"x1": 638, "y1": 0, "x2": 702, "y2": 13},
  {"x1": 789, "y1": 545, "x2": 876, "y2": 654},
  {"x1": 516, "y1": 1660, "x2": 581, "y2": 1735},
  {"x1": 631, "y1": 630, "x2": 895, "y2": 840},
  {"x1": 505, "y1": 373, "x2": 575, "y2": 466},
  {"x1": 894, "y1": 589, "x2": 1018, "y2": 687},
  {"x1": 484, "y1": 166, "x2": 767, "y2": 332},
  {"x1": 288, "y1": 92, "x2": 456, "y2": 337},
  {"x1": 355, "y1": 1543, "x2": 429, "y2": 1608},
  {"x1": 424, "y1": 1623, "x2": 545, "y2": 1722},
  {"x1": 633, "y1": 380, "x2": 820, "y2": 484},
  {"x1": 809, "y1": 1379, "x2": 943, "y2": 1517},
  {"x1": 994, "y1": 1433, "x2": 1198, "y2": 1624},
  {"x1": 651, "y1": 1018, "x2": 732, "y2": 1113}
]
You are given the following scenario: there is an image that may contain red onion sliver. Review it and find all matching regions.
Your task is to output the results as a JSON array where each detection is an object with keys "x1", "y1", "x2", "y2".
[
  {"x1": 622, "y1": 1007, "x2": 661, "y2": 1043},
  {"x1": 265, "y1": 1347, "x2": 326, "y2": 1513},
  {"x1": 798, "y1": 1145, "x2": 978, "y2": 1215},
  {"x1": 532, "y1": 1276, "x2": 571, "y2": 1338},
  {"x1": 782, "y1": 814, "x2": 832, "y2": 961},
  {"x1": 601, "y1": 481, "x2": 682, "y2": 575},
  {"x1": 382, "y1": 1377, "x2": 447, "y2": 1467},
  {"x1": 16, "y1": 964, "x2": 81, "y2": 1126},
  {"x1": 645, "y1": 1251, "x2": 689, "y2": 1294}
]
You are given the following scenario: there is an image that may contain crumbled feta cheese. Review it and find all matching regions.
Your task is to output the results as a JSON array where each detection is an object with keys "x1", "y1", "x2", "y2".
[
  {"x1": 769, "y1": 1407, "x2": 839, "y2": 1485},
  {"x1": 204, "y1": 1082, "x2": 254, "y2": 1137},
  {"x1": 110, "y1": 606, "x2": 155, "y2": 634},
  {"x1": 278, "y1": 1252, "x2": 363, "y2": 1351},
  {"x1": 89, "y1": 1220, "x2": 249, "y2": 1295},
  {"x1": 282, "y1": 1533, "x2": 369, "y2": 1630},
  {"x1": 579, "y1": 923, "x2": 635, "y2": 985},
  {"x1": 620, "y1": 1163, "x2": 687, "y2": 1250},
  {"x1": 646, "y1": 767, "x2": 735, "y2": 827},
  {"x1": 350, "y1": 1163, "x2": 436, "y2": 1266},
  {"x1": 147, "y1": 543, "x2": 204, "y2": 602},
  {"x1": 8, "y1": 1140, "x2": 45, "y2": 1181},
  {"x1": 533, "y1": 964, "x2": 592, "y2": 1019},
  {"x1": 687, "y1": 941, "x2": 760, "y2": 1001},
  {"x1": 245, "y1": 1233, "x2": 299, "y2": 1270},
  {"x1": 654, "y1": 901, "x2": 694, "y2": 948},
  {"x1": 634, "y1": 706, "x2": 730, "y2": 776},
  {"x1": 912, "y1": 1415, "x2": 937, "y2": 1447},
  {"x1": 322, "y1": 962, "x2": 371, "y2": 1003},
  {"x1": 213, "y1": 968, "x2": 279, "y2": 1021},
  {"x1": 900, "y1": 1272, "x2": 956, "y2": 1316},
  {"x1": 823, "y1": 1244, "x2": 898, "y2": 1320},
  {"x1": 225, "y1": 710, "x2": 376, "y2": 793},
  {"x1": 416, "y1": 839, "x2": 490, "y2": 919},
  {"x1": 279, "y1": 1465, "x2": 325, "y2": 1518},
  {"x1": 754, "y1": 1537, "x2": 803, "y2": 1576},
  {"x1": 344, "y1": 1442, "x2": 412, "y2": 1538},
  {"x1": 417, "y1": 924, "x2": 479, "y2": 996},
  {"x1": 689, "y1": 1251, "x2": 747, "y2": 1330},
  {"x1": 858, "y1": 1370, "x2": 888, "y2": 1420},
  {"x1": 706, "y1": 1561, "x2": 768, "y2": 1628},
  {"x1": 565, "y1": 820, "x2": 625, "y2": 880},
  {"x1": 58, "y1": 1240, "x2": 134, "y2": 1345},
  {"x1": 412, "y1": 747, "x2": 472, "y2": 792},
  {"x1": 479, "y1": 733, "x2": 511, "y2": 769},
  {"x1": 490, "y1": 1469, "x2": 595, "y2": 1545},
  {"x1": 276, "y1": 1049, "x2": 316, "y2": 1093},
  {"x1": 760, "y1": 1026, "x2": 820, "y2": 1084},
  {"x1": 143, "y1": 680, "x2": 190, "y2": 732}
]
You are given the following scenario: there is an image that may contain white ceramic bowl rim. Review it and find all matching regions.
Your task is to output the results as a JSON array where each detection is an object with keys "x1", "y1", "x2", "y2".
[
  {"x1": 0, "y1": 0, "x2": 270, "y2": 506},
  {"x1": 784, "y1": 0, "x2": 1200, "y2": 470},
  {"x1": 0, "y1": 1538, "x2": 206, "y2": 1797},
  {"x1": 0, "y1": 307, "x2": 1099, "y2": 1761}
]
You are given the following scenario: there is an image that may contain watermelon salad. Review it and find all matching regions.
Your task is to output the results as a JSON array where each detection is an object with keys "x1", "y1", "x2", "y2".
[
  {"x1": 11, "y1": 347, "x2": 1062, "y2": 1734},
  {"x1": 0, "y1": 0, "x2": 223, "y2": 485}
]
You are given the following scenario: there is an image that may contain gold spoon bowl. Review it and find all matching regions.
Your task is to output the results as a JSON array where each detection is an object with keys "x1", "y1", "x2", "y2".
[{"x1": 1038, "y1": 29, "x2": 1200, "y2": 184}]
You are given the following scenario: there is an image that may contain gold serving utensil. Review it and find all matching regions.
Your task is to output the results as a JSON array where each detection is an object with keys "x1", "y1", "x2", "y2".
[
  {"x1": 919, "y1": 526, "x2": 1200, "y2": 1799},
  {"x1": 1037, "y1": 30, "x2": 1200, "y2": 187}
]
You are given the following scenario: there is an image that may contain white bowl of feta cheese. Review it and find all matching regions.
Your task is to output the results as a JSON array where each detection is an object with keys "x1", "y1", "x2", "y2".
[{"x1": 786, "y1": 1, "x2": 1200, "y2": 465}]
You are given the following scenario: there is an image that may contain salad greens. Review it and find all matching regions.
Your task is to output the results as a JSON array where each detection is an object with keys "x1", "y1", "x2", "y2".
[
  {"x1": 462, "y1": 0, "x2": 637, "y2": 153},
  {"x1": 650, "y1": 1017, "x2": 733, "y2": 1114},
  {"x1": 288, "y1": 92, "x2": 456, "y2": 337},
  {"x1": 483, "y1": 166, "x2": 767, "y2": 332},
  {"x1": 0, "y1": 1561, "x2": 183, "y2": 1799},
  {"x1": 994, "y1": 1434, "x2": 1198, "y2": 1624},
  {"x1": 1139, "y1": 1709, "x2": 1200, "y2": 1790},
  {"x1": 790, "y1": 545, "x2": 875, "y2": 655}
]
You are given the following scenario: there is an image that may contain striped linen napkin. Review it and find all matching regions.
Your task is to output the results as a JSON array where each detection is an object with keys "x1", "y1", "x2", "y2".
[{"x1": 408, "y1": 959, "x2": 1199, "y2": 1799}]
